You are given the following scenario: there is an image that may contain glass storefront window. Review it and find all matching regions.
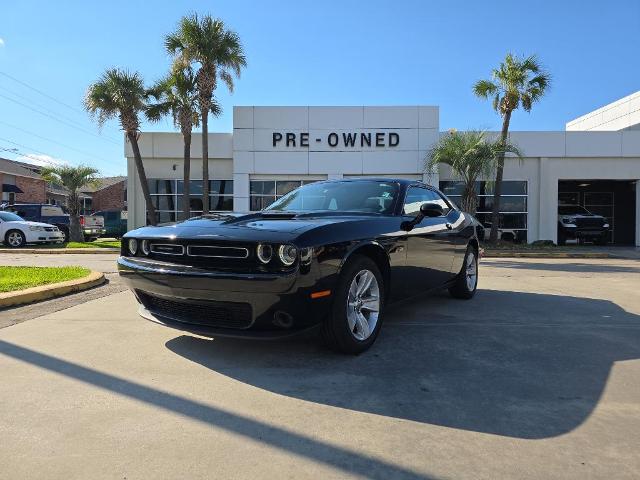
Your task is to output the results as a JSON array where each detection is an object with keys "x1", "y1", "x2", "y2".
[
  {"x1": 249, "y1": 180, "x2": 319, "y2": 211},
  {"x1": 146, "y1": 179, "x2": 234, "y2": 224}
]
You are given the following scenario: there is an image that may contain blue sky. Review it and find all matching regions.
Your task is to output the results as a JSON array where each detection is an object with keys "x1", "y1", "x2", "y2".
[{"x1": 1, "y1": 0, "x2": 638, "y2": 176}]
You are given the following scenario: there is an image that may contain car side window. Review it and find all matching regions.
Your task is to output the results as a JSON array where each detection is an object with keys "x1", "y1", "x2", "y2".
[{"x1": 403, "y1": 187, "x2": 442, "y2": 216}]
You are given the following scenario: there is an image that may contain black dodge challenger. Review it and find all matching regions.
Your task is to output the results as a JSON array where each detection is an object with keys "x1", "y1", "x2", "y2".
[{"x1": 118, "y1": 178, "x2": 482, "y2": 353}]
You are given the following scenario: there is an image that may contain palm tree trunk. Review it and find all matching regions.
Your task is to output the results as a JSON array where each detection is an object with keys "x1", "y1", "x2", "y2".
[
  {"x1": 69, "y1": 215, "x2": 84, "y2": 242},
  {"x1": 461, "y1": 181, "x2": 478, "y2": 215},
  {"x1": 127, "y1": 131, "x2": 157, "y2": 226},
  {"x1": 201, "y1": 112, "x2": 210, "y2": 214},
  {"x1": 488, "y1": 110, "x2": 512, "y2": 243},
  {"x1": 183, "y1": 131, "x2": 191, "y2": 220},
  {"x1": 68, "y1": 191, "x2": 84, "y2": 242}
]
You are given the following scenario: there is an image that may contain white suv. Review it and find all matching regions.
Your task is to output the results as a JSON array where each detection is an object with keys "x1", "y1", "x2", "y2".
[{"x1": 0, "y1": 211, "x2": 65, "y2": 248}]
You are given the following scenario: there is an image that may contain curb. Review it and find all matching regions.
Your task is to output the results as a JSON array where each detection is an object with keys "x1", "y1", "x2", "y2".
[
  {"x1": 0, "y1": 271, "x2": 106, "y2": 308},
  {"x1": 483, "y1": 251, "x2": 611, "y2": 259},
  {"x1": 0, "y1": 248, "x2": 119, "y2": 254}
]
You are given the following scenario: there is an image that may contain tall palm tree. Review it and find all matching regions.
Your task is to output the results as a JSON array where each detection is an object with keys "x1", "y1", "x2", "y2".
[
  {"x1": 84, "y1": 68, "x2": 157, "y2": 225},
  {"x1": 427, "y1": 130, "x2": 521, "y2": 215},
  {"x1": 147, "y1": 67, "x2": 222, "y2": 219},
  {"x1": 473, "y1": 53, "x2": 550, "y2": 242},
  {"x1": 40, "y1": 165, "x2": 99, "y2": 242},
  {"x1": 165, "y1": 13, "x2": 246, "y2": 214}
]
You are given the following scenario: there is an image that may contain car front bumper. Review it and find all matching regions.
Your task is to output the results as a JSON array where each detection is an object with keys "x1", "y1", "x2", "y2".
[
  {"x1": 84, "y1": 228, "x2": 106, "y2": 236},
  {"x1": 117, "y1": 256, "x2": 333, "y2": 338},
  {"x1": 26, "y1": 230, "x2": 65, "y2": 243}
]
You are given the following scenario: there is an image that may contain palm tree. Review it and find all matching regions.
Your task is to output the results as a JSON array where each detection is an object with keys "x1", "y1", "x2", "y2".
[
  {"x1": 147, "y1": 66, "x2": 222, "y2": 219},
  {"x1": 473, "y1": 53, "x2": 550, "y2": 242},
  {"x1": 165, "y1": 13, "x2": 246, "y2": 214},
  {"x1": 427, "y1": 130, "x2": 521, "y2": 215},
  {"x1": 84, "y1": 68, "x2": 157, "y2": 225},
  {"x1": 40, "y1": 165, "x2": 99, "y2": 242}
]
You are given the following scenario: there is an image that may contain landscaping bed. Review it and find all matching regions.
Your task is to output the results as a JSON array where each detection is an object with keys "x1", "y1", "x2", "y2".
[{"x1": 0, "y1": 266, "x2": 91, "y2": 293}]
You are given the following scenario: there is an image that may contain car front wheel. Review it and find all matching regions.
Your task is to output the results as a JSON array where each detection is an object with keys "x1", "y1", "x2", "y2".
[
  {"x1": 5, "y1": 230, "x2": 26, "y2": 248},
  {"x1": 321, "y1": 255, "x2": 384, "y2": 354},
  {"x1": 449, "y1": 245, "x2": 478, "y2": 299}
]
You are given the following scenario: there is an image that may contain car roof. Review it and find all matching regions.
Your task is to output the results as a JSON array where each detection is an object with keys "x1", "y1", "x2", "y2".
[{"x1": 313, "y1": 177, "x2": 429, "y2": 187}]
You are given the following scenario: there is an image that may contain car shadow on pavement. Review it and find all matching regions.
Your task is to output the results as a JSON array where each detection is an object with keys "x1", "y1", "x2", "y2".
[
  {"x1": 483, "y1": 260, "x2": 640, "y2": 274},
  {"x1": 0, "y1": 339, "x2": 433, "y2": 480},
  {"x1": 166, "y1": 289, "x2": 640, "y2": 440}
]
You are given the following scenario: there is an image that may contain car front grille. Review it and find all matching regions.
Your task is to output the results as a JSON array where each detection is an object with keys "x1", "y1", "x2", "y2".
[
  {"x1": 136, "y1": 290, "x2": 253, "y2": 329},
  {"x1": 576, "y1": 217, "x2": 604, "y2": 228}
]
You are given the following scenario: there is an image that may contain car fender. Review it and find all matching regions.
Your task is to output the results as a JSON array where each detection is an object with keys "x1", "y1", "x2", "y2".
[{"x1": 338, "y1": 240, "x2": 389, "y2": 272}]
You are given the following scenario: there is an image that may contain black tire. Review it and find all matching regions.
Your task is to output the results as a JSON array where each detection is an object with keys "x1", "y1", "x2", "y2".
[
  {"x1": 557, "y1": 228, "x2": 566, "y2": 246},
  {"x1": 449, "y1": 245, "x2": 478, "y2": 300},
  {"x1": 60, "y1": 228, "x2": 69, "y2": 243},
  {"x1": 594, "y1": 234, "x2": 608, "y2": 246},
  {"x1": 321, "y1": 255, "x2": 385, "y2": 355},
  {"x1": 4, "y1": 229, "x2": 26, "y2": 248}
]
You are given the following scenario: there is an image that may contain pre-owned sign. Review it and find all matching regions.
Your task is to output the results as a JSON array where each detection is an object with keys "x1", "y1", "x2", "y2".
[{"x1": 273, "y1": 132, "x2": 400, "y2": 148}]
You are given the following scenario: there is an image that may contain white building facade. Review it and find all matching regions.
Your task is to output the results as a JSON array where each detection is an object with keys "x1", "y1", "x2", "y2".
[{"x1": 126, "y1": 102, "x2": 640, "y2": 246}]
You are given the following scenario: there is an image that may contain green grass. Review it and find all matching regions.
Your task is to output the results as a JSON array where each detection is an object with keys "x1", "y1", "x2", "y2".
[
  {"x1": 0, "y1": 266, "x2": 91, "y2": 293},
  {"x1": 26, "y1": 239, "x2": 121, "y2": 249},
  {"x1": 64, "y1": 240, "x2": 120, "y2": 249}
]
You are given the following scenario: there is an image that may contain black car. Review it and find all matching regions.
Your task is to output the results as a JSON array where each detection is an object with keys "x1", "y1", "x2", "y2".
[
  {"x1": 118, "y1": 179, "x2": 482, "y2": 353},
  {"x1": 558, "y1": 205, "x2": 609, "y2": 245}
]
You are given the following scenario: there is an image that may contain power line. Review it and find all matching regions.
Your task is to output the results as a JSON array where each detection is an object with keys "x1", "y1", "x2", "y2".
[
  {"x1": 0, "y1": 92, "x2": 120, "y2": 145},
  {"x1": 0, "y1": 83, "x2": 121, "y2": 139},
  {"x1": 0, "y1": 119, "x2": 113, "y2": 164},
  {"x1": 0, "y1": 136, "x2": 57, "y2": 159},
  {"x1": 0, "y1": 70, "x2": 88, "y2": 117}
]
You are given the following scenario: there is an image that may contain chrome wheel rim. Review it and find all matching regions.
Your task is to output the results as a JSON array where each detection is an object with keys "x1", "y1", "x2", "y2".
[
  {"x1": 8, "y1": 232, "x2": 22, "y2": 247},
  {"x1": 466, "y1": 252, "x2": 477, "y2": 291},
  {"x1": 346, "y1": 269, "x2": 380, "y2": 341}
]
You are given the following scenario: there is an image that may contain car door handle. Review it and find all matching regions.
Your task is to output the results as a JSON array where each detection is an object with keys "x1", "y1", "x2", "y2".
[{"x1": 446, "y1": 223, "x2": 453, "y2": 230}]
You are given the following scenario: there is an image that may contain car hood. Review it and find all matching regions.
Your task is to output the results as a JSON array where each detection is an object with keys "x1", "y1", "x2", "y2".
[
  {"x1": 126, "y1": 211, "x2": 384, "y2": 243},
  {"x1": 6, "y1": 221, "x2": 56, "y2": 228}
]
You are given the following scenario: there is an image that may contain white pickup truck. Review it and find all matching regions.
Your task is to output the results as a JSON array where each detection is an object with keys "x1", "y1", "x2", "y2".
[{"x1": 80, "y1": 213, "x2": 106, "y2": 241}]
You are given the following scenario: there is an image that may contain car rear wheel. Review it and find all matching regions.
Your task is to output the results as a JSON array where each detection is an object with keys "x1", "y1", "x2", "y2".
[
  {"x1": 449, "y1": 245, "x2": 478, "y2": 299},
  {"x1": 5, "y1": 230, "x2": 26, "y2": 248},
  {"x1": 321, "y1": 255, "x2": 384, "y2": 354}
]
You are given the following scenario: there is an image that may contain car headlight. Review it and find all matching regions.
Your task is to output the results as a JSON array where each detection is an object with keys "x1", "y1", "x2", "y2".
[
  {"x1": 141, "y1": 240, "x2": 150, "y2": 256},
  {"x1": 256, "y1": 243, "x2": 273, "y2": 264},
  {"x1": 29, "y1": 226, "x2": 44, "y2": 231},
  {"x1": 278, "y1": 244, "x2": 298, "y2": 266},
  {"x1": 562, "y1": 217, "x2": 576, "y2": 225},
  {"x1": 128, "y1": 238, "x2": 138, "y2": 255},
  {"x1": 603, "y1": 223, "x2": 610, "y2": 229}
]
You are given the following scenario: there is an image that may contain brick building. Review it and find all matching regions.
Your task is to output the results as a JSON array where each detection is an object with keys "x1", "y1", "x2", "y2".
[
  {"x1": 0, "y1": 157, "x2": 126, "y2": 213},
  {"x1": 80, "y1": 176, "x2": 127, "y2": 213},
  {"x1": 0, "y1": 157, "x2": 47, "y2": 204}
]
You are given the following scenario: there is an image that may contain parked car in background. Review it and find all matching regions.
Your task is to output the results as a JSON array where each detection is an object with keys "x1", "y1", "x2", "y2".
[
  {"x1": 0, "y1": 211, "x2": 65, "y2": 247},
  {"x1": 93, "y1": 209, "x2": 127, "y2": 238},
  {"x1": 119, "y1": 178, "x2": 482, "y2": 354},
  {"x1": 480, "y1": 221, "x2": 523, "y2": 243},
  {"x1": 558, "y1": 205, "x2": 609, "y2": 245},
  {"x1": 5, "y1": 203, "x2": 105, "y2": 242},
  {"x1": 6, "y1": 204, "x2": 71, "y2": 242},
  {"x1": 81, "y1": 213, "x2": 106, "y2": 241}
]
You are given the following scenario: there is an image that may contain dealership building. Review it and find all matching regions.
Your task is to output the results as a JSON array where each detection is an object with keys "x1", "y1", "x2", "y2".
[{"x1": 126, "y1": 93, "x2": 640, "y2": 246}]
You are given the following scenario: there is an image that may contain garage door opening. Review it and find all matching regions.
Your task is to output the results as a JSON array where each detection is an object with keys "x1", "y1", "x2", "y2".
[{"x1": 558, "y1": 180, "x2": 637, "y2": 245}]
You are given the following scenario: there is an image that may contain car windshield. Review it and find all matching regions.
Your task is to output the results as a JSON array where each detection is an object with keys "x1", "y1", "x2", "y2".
[
  {"x1": 558, "y1": 205, "x2": 592, "y2": 215},
  {"x1": 0, "y1": 211, "x2": 24, "y2": 222},
  {"x1": 265, "y1": 180, "x2": 399, "y2": 214}
]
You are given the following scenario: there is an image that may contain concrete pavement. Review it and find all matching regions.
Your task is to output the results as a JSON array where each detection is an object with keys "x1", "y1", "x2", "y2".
[{"x1": 0, "y1": 257, "x2": 639, "y2": 479}]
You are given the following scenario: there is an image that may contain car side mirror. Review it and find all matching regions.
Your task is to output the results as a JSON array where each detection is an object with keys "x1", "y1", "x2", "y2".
[
  {"x1": 401, "y1": 202, "x2": 444, "y2": 231},
  {"x1": 420, "y1": 202, "x2": 444, "y2": 218}
]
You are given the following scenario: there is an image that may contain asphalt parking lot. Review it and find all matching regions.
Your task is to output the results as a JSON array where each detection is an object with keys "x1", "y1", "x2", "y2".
[{"x1": 1, "y1": 256, "x2": 639, "y2": 479}]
